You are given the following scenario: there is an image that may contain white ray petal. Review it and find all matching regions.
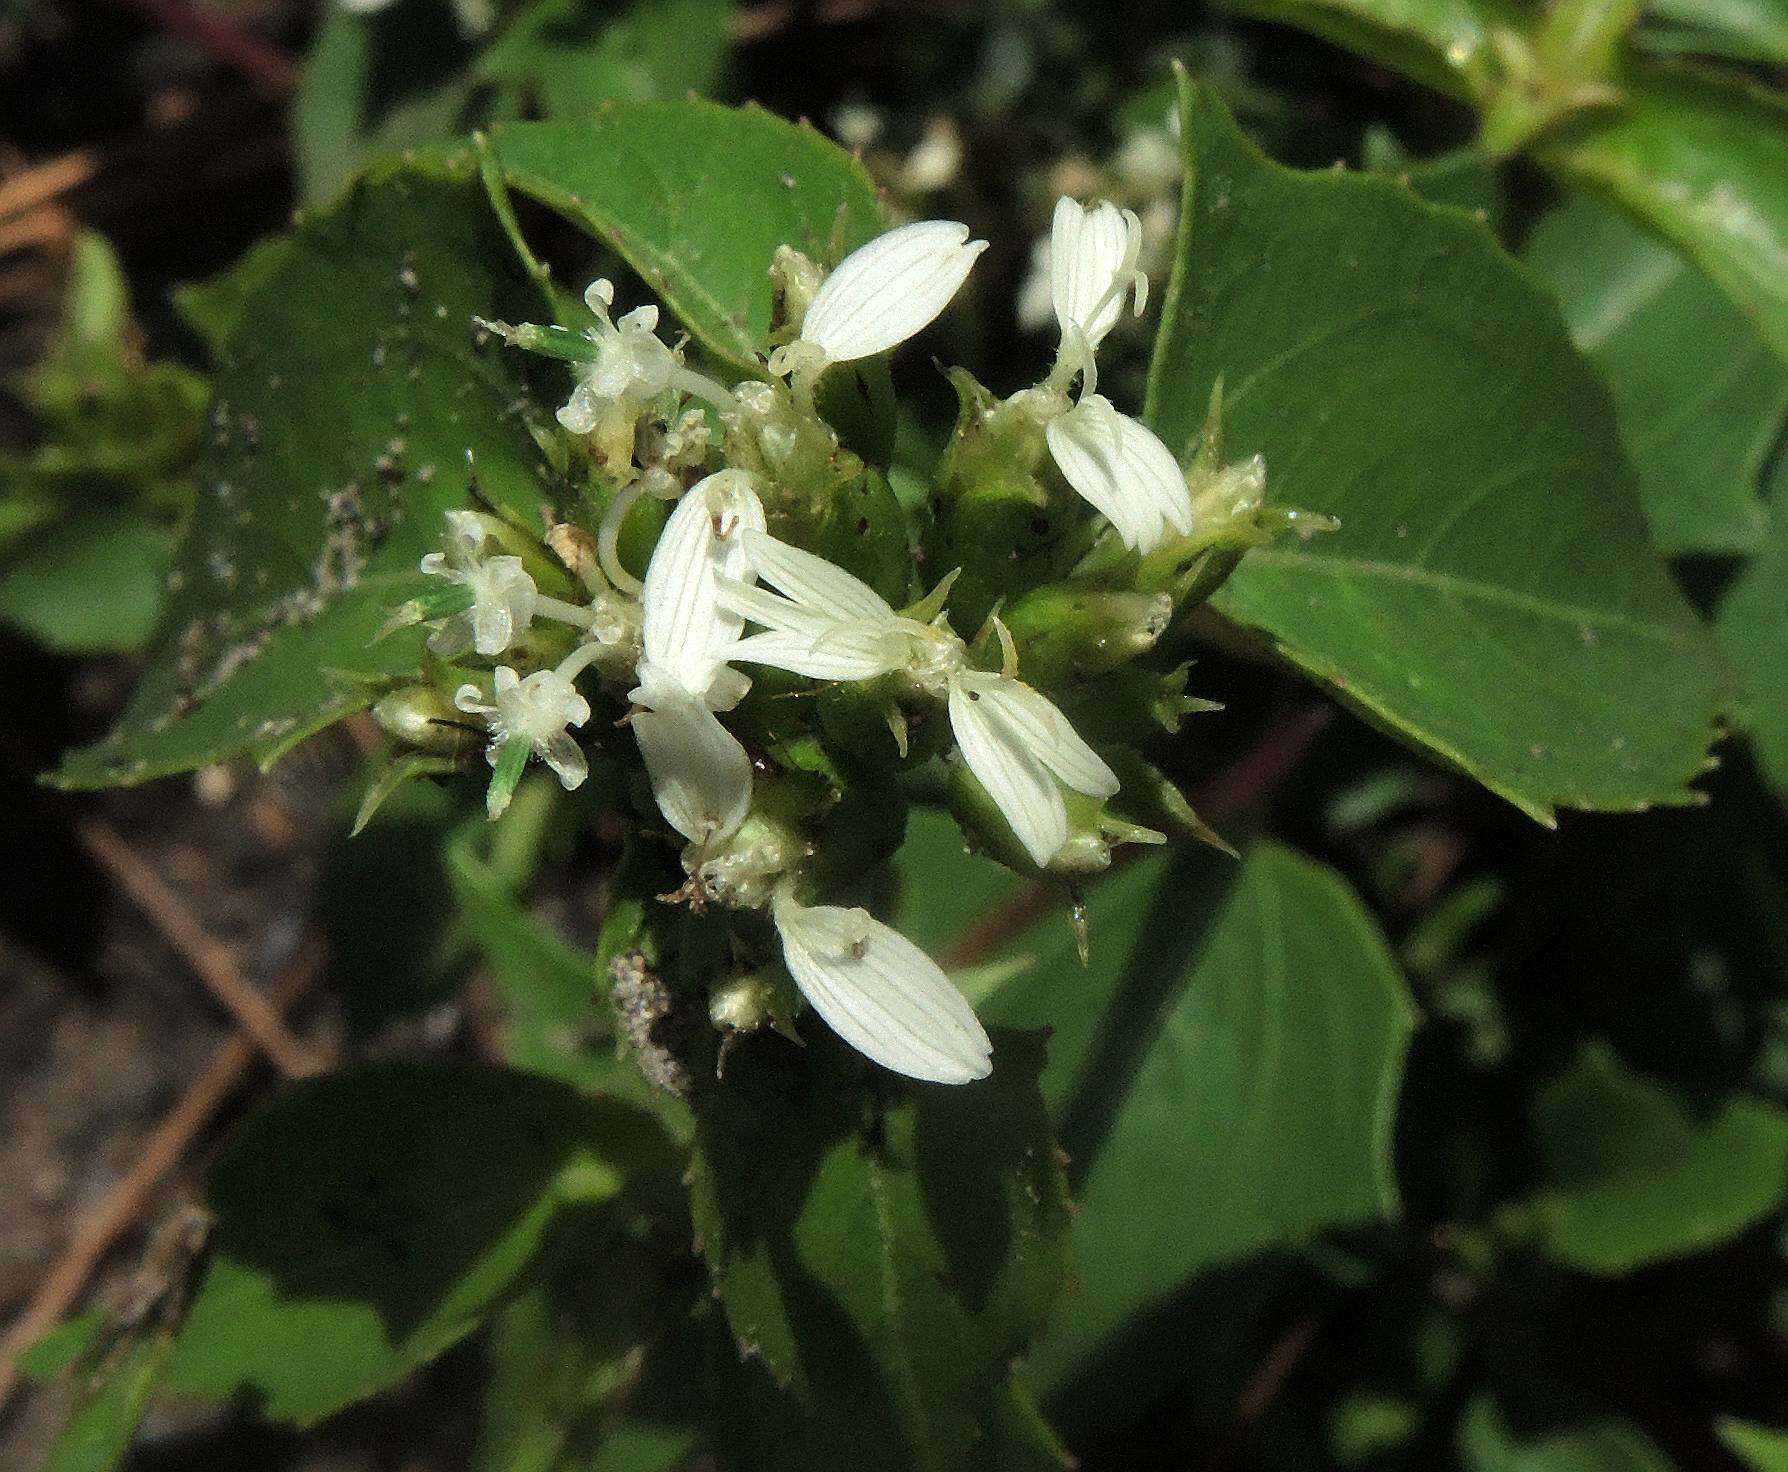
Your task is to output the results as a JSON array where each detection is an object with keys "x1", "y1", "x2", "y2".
[
  {"x1": 728, "y1": 621, "x2": 906, "y2": 682},
  {"x1": 630, "y1": 687, "x2": 753, "y2": 844},
  {"x1": 799, "y1": 220, "x2": 988, "y2": 363},
  {"x1": 741, "y1": 529, "x2": 895, "y2": 622},
  {"x1": 948, "y1": 680, "x2": 1068, "y2": 868},
  {"x1": 717, "y1": 577, "x2": 836, "y2": 639},
  {"x1": 773, "y1": 896, "x2": 992, "y2": 1084},
  {"x1": 639, "y1": 470, "x2": 765, "y2": 694},
  {"x1": 1045, "y1": 395, "x2": 1192, "y2": 552},
  {"x1": 1050, "y1": 197, "x2": 1142, "y2": 350},
  {"x1": 958, "y1": 672, "x2": 1117, "y2": 798}
]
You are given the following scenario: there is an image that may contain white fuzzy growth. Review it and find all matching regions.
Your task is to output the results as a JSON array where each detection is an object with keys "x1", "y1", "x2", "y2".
[
  {"x1": 1050, "y1": 197, "x2": 1147, "y2": 351},
  {"x1": 1045, "y1": 394, "x2": 1193, "y2": 554},
  {"x1": 798, "y1": 220, "x2": 988, "y2": 363},
  {"x1": 773, "y1": 894, "x2": 992, "y2": 1084}
]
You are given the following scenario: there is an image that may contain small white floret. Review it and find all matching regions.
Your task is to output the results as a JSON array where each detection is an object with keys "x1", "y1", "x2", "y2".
[
  {"x1": 420, "y1": 509, "x2": 540, "y2": 657},
  {"x1": 557, "y1": 278, "x2": 682, "y2": 435},
  {"x1": 456, "y1": 664, "x2": 591, "y2": 790}
]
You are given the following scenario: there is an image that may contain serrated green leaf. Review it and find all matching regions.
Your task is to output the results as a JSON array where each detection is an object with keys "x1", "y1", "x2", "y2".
[
  {"x1": 978, "y1": 843, "x2": 1415, "y2": 1429},
  {"x1": 688, "y1": 1028, "x2": 1071, "y2": 1471},
  {"x1": 173, "y1": 233, "x2": 298, "y2": 360},
  {"x1": 1543, "y1": 61, "x2": 1788, "y2": 365},
  {"x1": 166, "y1": 1061, "x2": 669, "y2": 1424},
  {"x1": 478, "y1": 0, "x2": 731, "y2": 116},
  {"x1": 1458, "y1": 1396, "x2": 1675, "y2": 1471},
  {"x1": 1149, "y1": 81, "x2": 1725, "y2": 822},
  {"x1": 1524, "y1": 192, "x2": 1786, "y2": 555},
  {"x1": 54, "y1": 156, "x2": 552, "y2": 790},
  {"x1": 1531, "y1": 1043, "x2": 1788, "y2": 1274},
  {"x1": 490, "y1": 100, "x2": 885, "y2": 373},
  {"x1": 1217, "y1": 0, "x2": 1520, "y2": 99}
]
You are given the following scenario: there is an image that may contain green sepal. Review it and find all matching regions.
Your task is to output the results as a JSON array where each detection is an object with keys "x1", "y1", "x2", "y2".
[
  {"x1": 945, "y1": 756, "x2": 1165, "y2": 881},
  {"x1": 814, "y1": 355, "x2": 897, "y2": 467},
  {"x1": 1101, "y1": 747, "x2": 1237, "y2": 858},
  {"x1": 813, "y1": 672, "x2": 954, "y2": 770},
  {"x1": 373, "y1": 582, "x2": 475, "y2": 643},
  {"x1": 778, "y1": 462, "x2": 914, "y2": 609},
  {"x1": 1058, "y1": 661, "x2": 1224, "y2": 746},
  {"x1": 474, "y1": 316, "x2": 603, "y2": 364},
  {"x1": 485, "y1": 736, "x2": 532, "y2": 821},
  {"x1": 352, "y1": 750, "x2": 466, "y2": 837},
  {"x1": 930, "y1": 369, "x2": 1093, "y2": 633}
]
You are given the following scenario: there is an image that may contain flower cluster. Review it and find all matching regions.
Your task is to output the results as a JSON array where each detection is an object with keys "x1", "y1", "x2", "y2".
[{"x1": 393, "y1": 198, "x2": 1286, "y2": 1086}]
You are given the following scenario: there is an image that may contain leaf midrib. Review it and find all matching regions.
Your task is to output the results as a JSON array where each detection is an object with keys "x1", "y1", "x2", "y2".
[{"x1": 1233, "y1": 546, "x2": 1701, "y2": 649}]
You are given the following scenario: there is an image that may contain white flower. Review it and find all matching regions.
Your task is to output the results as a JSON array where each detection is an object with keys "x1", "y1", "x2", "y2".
[
  {"x1": 630, "y1": 681, "x2": 755, "y2": 846},
  {"x1": 780, "y1": 220, "x2": 987, "y2": 371},
  {"x1": 1027, "y1": 196, "x2": 1193, "y2": 555},
  {"x1": 947, "y1": 670, "x2": 1119, "y2": 869},
  {"x1": 724, "y1": 529, "x2": 942, "y2": 683},
  {"x1": 557, "y1": 279, "x2": 681, "y2": 436},
  {"x1": 1045, "y1": 393, "x2": 1194, "y2": 553},
  {"x1": 1049, "y1": 196, "x2": 1147, "y2": 354},
  {"x1": 722, "y1": 530, "x2": 1117, "y2": 868},
  {"x1": 772, "y1": 890, "x2": 991, "y2": 1084},
  {"x1": 629, "y1": 470, "x2": 766, "y2": 845},
  {"x1": 455, "y1": 664, "x2": 591, "y2": 791},
  {"x1": 420, "y1": 510, "x2": 540, "y2": 657},
  {"x1": 635, "y1": 469, "x2": 764, "y2": 708}
]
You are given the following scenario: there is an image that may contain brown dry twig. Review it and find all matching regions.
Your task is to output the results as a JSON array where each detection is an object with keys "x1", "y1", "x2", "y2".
[
  {"x1": 74, "y1": 817, "x2": 329, "y2": 1079},
  {"x1": 0, "y1": 938, "x2": 326, "y2": 1417},
  {"x1": 0, "y1": 153, "x2": 99, "y2": 226}
]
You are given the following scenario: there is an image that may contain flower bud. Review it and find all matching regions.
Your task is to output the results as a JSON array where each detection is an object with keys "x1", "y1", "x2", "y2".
[
  {"x1": 373, "y1": 685, "x2": 480, "y2": 757},
  {"x1": 708, "y1": 971, "x2": 779, "y2": 1034},
  {"x1": 946, "y1": 755, "x2": 1161, "y2": 879},
  {"x1": 769, "y1": 245, "x2": 827, "y2": 338},
  {"x1": 930, "y1": 370, "x2": 1089, "y2": 633},
  {"x1": 1000, "y1": 582, "x2": 1172, "y2": 686},
  {"x1": 723, "y1": 378, "x2": 842, "y2": 500}
]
